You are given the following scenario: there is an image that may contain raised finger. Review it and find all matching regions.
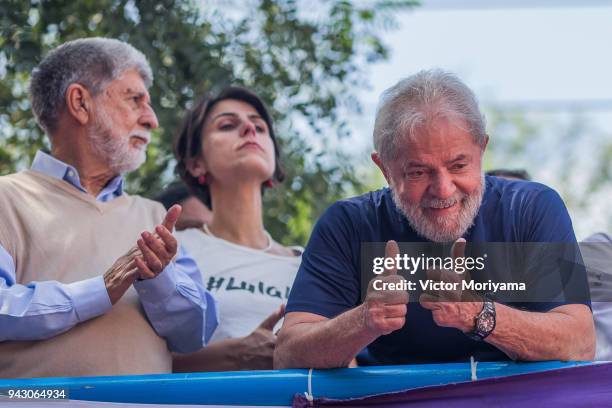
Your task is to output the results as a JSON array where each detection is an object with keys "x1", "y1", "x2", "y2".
[
  {"x1": 382, "y1": 240, "x2": 400, "y2": 277},
  {"x1": 451, "y1": 238, "x2": 466, "y2": 260},
  {"x1": 162, "y1": 204, "x2": 182, "y2": 232},
  {"x1": 426, "y1": 268, "x2": 445, "y2": 281},
  {"x1": 437, "y1": 268, "x2": 463, "y2": 285}
]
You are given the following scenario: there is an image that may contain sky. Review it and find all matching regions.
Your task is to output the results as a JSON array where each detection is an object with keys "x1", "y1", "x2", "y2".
[
  {"x1": 348, "y1": 0, "x2": 612, "y2": 238},
  {"x1": 354, "y1": 0, "x2": 612, "y2": 141}
]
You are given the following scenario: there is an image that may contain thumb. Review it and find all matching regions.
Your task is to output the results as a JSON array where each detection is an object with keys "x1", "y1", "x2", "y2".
[
  {"x1": 162, "y1": 204, "x2": 182, "y2": 232},
  {"x1": 451, "y1": 238, "x2": 472, "y2": 282},
  {"x1": 258, "y1": 304, "x2": 285, "y2": 331},
  {"x1": 451, "y1": 238, "x2": 466, "y2": 260},
  {"x1": 382, "y1": 240, "x2": 400, "y2": 276}
]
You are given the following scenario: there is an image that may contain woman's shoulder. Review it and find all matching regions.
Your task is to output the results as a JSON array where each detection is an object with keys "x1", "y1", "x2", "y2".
[
  {"x1": 175, "y1": 227, "x2": 218, "y2": 251},
  {"x1": 176, "y1": 226, "x2": 207, "y2": 241}
]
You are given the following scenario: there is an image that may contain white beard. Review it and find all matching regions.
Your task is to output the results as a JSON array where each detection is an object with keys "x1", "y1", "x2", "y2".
[
  {"x1": 391, "y1": 174, "x2": 485, "y2": 242},
  {"x1": 89, "y1": 105, "x2": 149, "y2": 174}
]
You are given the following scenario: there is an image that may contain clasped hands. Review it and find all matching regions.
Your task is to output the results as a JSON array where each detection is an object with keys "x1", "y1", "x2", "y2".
[
  {"x1": 363, "y1": 238, "x2": 483, "y2": 337},
  {"x1": 104, "y1": 204, "x2": 181, "y2": 304}
]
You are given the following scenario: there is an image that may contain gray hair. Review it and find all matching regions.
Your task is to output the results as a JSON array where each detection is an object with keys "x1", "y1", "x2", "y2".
[
  {"x1": 373, "y1": 69, "x2": 487, "y2": 164},
  {"x1": 29, "y1": 37, "x2": 153, "y2": 134}
]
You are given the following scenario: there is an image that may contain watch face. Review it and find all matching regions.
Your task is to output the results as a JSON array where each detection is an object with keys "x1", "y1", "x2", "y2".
[{"x1": 477, "y1": 311, "x2": 495, "y2": 333}]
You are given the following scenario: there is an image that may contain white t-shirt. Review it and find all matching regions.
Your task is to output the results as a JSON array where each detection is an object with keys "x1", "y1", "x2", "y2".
[
  {"x1": 583, "y1": 233, "x2": 612, "y2": 361},
  {"x1": 177, "y1": 228, "x2": 302, "y2": 342}
]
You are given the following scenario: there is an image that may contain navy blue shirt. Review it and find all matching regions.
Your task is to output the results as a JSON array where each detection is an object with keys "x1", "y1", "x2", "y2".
[{"x1": 286, "y1": 176, "x2": 589, "y2": 364}]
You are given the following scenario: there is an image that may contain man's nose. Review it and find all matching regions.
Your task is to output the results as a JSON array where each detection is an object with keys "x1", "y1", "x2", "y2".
[
  {"x1": 139, "y1": 104, "x2": 159, "y2": 130},
  {"x1": 428, "y1": 172, "x2": 456, "y2": 199}
]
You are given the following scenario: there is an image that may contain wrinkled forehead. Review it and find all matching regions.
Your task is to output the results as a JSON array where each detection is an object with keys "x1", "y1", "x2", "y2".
[{"x1": 393, "y1": 116, "x2": 482, "y2": 164}]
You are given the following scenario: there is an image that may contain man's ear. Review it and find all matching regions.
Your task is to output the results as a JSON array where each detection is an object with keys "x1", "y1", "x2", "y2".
[
  {"x1": 186, "y1": 157, "x2": 207, "y2": 178},
  {"x1": 65, "y1": 84, "x2": 93, "y2": 126},
  {"x1": 481, "y1": 134, "x2": 489, "y2": 153},
  {"x1": 371, "y1": 151, "x2": 392, "y2": 186}
]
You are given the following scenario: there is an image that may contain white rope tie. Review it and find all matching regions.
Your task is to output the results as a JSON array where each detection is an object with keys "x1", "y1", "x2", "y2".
[
  {"x1": 304, "y1": 367, "x2": 314, "y2": 405},
  {"x1": 470, "y1": 355, "x2": 478, "y2": 381}
]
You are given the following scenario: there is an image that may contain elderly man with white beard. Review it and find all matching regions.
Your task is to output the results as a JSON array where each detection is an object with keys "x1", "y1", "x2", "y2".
[
  {"x1": 274, "y1": 69, "x2": 595, "y2": 368},
  {"x1": 0, "y1": 38, "x2": 217, "y2": 378}
]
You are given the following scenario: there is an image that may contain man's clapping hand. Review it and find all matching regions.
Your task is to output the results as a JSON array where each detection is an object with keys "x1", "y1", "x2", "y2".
[
  {"x1": 104, "y1": 205, "x2": 182, "y2": 304},
  {"x1": 134, "y1": 204, "x2": 181, "y2": 280}
]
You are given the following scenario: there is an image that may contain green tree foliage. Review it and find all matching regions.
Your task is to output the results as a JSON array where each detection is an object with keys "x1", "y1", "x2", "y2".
[
  {"x1": 0, "y1": 0, "x2": 417, "y2": 245},
  {"x1": 484, "y1": 108, "x2": 612, "y2": 238}
]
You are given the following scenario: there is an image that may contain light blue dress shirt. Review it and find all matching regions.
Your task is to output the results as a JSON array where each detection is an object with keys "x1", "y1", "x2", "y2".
[{"x1": 0, "y1": 151, "x2": 218, "y2": 352}]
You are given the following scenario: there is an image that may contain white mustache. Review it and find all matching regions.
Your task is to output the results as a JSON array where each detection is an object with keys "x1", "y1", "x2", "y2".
[
  {"x1": 130, "y1": 130, "x2": 151, "y2": 144},
  {"x1": 421, "y1": 194, "x2": 465, "y2": 209}
]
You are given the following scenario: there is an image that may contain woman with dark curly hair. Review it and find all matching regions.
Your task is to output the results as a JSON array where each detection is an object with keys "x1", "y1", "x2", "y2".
[{"x1": 172, "y1": 87, "x2": 302, "y2": 371}]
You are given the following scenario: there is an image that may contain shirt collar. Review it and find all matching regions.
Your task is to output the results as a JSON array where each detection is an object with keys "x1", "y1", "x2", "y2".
[{"x1": 31, "y1": 150, "x2": 124, "y2": 201}]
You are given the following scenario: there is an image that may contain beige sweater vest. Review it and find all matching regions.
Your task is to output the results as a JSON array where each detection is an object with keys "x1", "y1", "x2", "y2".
[{"x1": 0, "y1": 170, "x2": 172, "y2": 378}]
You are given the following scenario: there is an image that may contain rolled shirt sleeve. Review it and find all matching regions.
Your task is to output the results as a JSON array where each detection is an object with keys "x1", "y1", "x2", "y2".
[
  {"x1": 0, "y1": 244, "x2": 112, "y2": 342},
  {"x1": 134, "y1": 244, "x2": 219, "y2": 353}
]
